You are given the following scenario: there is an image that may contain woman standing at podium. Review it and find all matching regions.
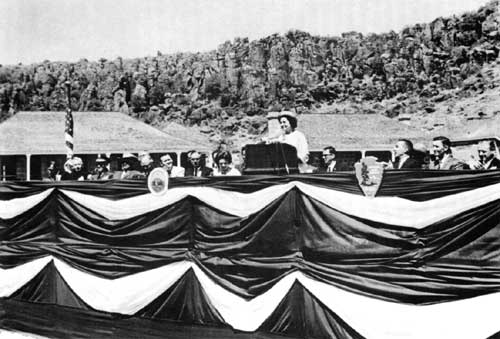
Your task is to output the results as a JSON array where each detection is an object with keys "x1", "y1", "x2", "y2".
[{"x1": 264, "y1": 111, "x2": 309, "y2": 168}]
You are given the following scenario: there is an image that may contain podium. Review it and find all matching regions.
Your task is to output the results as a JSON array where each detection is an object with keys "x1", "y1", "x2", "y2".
[{"x1": 242, "y1": 143, "x2": 299, "y2": 175}]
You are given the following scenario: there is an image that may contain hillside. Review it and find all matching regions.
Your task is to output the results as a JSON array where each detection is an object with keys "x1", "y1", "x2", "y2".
[{"x1": 1, "y1": 0, "x2": 500, "y2": 149}]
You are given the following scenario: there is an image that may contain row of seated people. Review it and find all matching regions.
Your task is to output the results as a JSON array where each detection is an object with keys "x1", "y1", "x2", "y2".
[
  {"x1": 53, "y1": 150, "x2": 241, "y2": 181},
  {"x1": 388, "y1": 136, "x2": 500, "y2": 170},
  {"x1": 318, "y1": 136, "x2": 499, "y2": 172},
  {"x1": 49, "y1": 136, "x2": 499, "y2": 181}
]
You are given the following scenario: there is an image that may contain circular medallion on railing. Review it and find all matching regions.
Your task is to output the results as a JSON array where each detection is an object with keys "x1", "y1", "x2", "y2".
[{"x1": 147, "y1": 168, "x2": 169, "y2": 196}]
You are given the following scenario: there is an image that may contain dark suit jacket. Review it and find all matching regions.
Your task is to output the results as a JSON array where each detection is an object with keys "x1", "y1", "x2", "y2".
[
  {"x1": 185, "y1": 166, "x2": 213, "y2": 177},
  {"x1": 393, "y1": 157, "x2": 421, "y2": 169},
  {"x1": 485, "y1": 157, "x2": 500, "y2": 169}
]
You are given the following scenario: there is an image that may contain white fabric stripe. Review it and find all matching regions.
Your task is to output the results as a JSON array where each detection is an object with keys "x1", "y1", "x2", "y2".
[
  {"x1": 60, "y1": 183, "x2": 296, "y2": 219},
  {"x1": 53, "y1": 259, "x2": 192, "y2": 314},
  {"x1": 295, "y1": 181, "x2": 500, "y2": 228},
  {"x1": 0, "y1": 257, "x2": 52, "y2": 297},
  {"x1": 42, "y1": 258, "x2": 500, "y2": 339},
  {"x1": 3, "y1": 181, "x2": 500, "y2": 227},
  {"x1": 61, "y1": 181, "x2": 500, "y2": 228},
  {"x1": 191, "y1": 264, "x2": 298, "y2": 331},
  {"x1": 0, "y1": 330, "x2": 50, "y2": 339},
  {"x1": 0, "y1": 189, "x2": 54, "y2": 219},
  {"x1": 299, "y1": 274, "x2": 500, "y2": 339}
]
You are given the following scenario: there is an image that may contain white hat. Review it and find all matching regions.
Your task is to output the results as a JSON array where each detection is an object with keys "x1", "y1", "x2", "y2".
[{"x1": 278, "y1": 110, "x2": 298, "y2": 120}]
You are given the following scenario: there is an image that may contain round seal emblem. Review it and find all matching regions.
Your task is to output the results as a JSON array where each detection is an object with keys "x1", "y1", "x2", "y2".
[{"x1": 147, "y1": 168, "x2": 169, "y2": 196}]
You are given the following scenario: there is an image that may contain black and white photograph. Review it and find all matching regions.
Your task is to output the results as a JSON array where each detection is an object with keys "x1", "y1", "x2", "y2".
[{"x1": 1, "y1": 0, "x2": 500, "y2": 338}]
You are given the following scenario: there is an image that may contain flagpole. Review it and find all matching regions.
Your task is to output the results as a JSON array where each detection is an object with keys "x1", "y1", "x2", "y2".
[{"x1": 64, "y1": 80, "x2": 74, "y2": 160}]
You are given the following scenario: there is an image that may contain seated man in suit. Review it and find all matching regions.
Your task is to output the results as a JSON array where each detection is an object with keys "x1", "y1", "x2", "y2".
[
  {"x1": 184, "y1": 151, "x2": 213, "y2": 177},
  {"x1": 317, "y1": 146, "x2": 338, "y2": 173},
  {"x1": 391, "y1": 139, "x2": 421, "y2": 169},
  {"x1": 469, "y1": 140, "x2": 500, "y2": 170},
  {"x1": 88, "y1": 155, "x2": 113, "y2": 180},
  {"x1": 138, "y1": 151, "x2": 156, "y2": 177},
  {"x1": 429, "y1": 136, "x2": 469, "y2": 170},
  {"x1": 160, "y1": 154, "x2": 185, "y2": 177}
]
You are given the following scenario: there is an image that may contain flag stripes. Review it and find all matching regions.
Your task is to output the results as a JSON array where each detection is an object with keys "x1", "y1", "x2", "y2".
[{"x1": 64, "y1": 109, "x2": 73, "y2": 159}]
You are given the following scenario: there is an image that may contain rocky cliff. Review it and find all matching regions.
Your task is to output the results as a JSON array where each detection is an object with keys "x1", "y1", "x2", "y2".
[{"x1": 1, "y1": 0, "x2": 500, "y2": 149}]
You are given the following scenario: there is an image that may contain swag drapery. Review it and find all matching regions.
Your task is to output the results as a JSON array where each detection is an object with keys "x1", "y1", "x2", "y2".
[{"x1": 1, "y1": 170, "x2": 500, "y2": 339}]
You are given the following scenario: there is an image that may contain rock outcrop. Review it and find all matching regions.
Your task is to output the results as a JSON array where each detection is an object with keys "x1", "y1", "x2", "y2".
[{"x1": 1, "y1": 0, "x2": 500, "y2": 148}]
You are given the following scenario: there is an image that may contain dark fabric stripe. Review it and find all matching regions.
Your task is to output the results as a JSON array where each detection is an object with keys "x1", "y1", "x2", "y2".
[
  {"x1": 135, "y1": 268, "x2": 225, "y2": 325},
  {"x1": 1, "y1": 170, "x2": 500, "y2": 200},
  {"x1": 259, "y1": 281, "x2": 365, "y2": 339},
  {"x1": 0, "y1": 300, "x2": 290, "y2": 339}
]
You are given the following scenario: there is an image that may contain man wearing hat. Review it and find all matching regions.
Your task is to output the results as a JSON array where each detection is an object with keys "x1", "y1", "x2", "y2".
[
  {"x1": 88, "y1": 155, "x2": 113, "y2": 180},
  {"x1": 264, "y1": 110, "x2": 309, "y2": 169},
  {"x1": 114, "y1": 153, "x2": 143, "y2": 180}
]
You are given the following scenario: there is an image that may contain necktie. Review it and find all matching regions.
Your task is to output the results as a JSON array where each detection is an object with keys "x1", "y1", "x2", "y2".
[{"x1": 194, "y1": 168, "x2": 198, "y2": 177}]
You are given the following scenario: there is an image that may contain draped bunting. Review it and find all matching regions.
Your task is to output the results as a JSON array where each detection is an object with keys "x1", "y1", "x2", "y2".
[
  {"x1": 2, "y1": 256, "x2": 500, "y2": 339},
  {"x1": 1, "y1": 171, "x2": 500, "y2": 339},
  {"x1": 0, "y1": 189, "x2": 53, "y2": 219},
  {"x1": 3, "y1": 181, "x2": 500, "y2": 228},
  {"x1": 2, "y1": 170, "x2": 500, "y2": 200}
]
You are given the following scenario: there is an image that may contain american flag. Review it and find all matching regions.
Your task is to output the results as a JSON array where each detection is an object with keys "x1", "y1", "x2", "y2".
[{"x1": 65, "y1": 108, "x2": 74, "y2": 159}]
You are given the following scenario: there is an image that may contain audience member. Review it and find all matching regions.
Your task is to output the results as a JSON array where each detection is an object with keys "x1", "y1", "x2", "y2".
[
  {"x1": 213, "y1": 151, "x2": 241, "y2": 176},
  {"x1": 88, "y1": 155, "x2": 113, "y2": 180},
  {"x1": 138, "y1": 151, "x2": 155, "y2": 176},
  {"x1": 469, "y1": 140, "x2": 500, "y2": 170},
  {"x1": 413, "y1": 143, "x2": 431, "y2": 170},
  {"x1": 429, "y1": 136, "x2": 469, "y2": 170},
  {"x1": 184, "y1": 150, "x2": 196, "y2": 172},
  {"x1": 44, "y1": 160, "x2": 61, "y2": 181},
  {"x1": 61, "y1": 157, "x2": 87, "y2": 180},
  {"x1": 160, "y1": 154, "x2": 185, "y2": 177},
  {"x1": 234, "y1": 147, "x2": 246, "y2": 173},
  {"x1": 115, "y1": 153, "x2": 143, "y2": 179},
  {"x1": 211, "y1": 150, "x2": 220, "y2": 171},
  {"x1": 317, "y1": 146, "x2": 337, "y2": 173},
  {"x1": 391, "y1": 139, "x2": 421, "y2": 169},
  {"x1": 185, "y1": 151, "x2": 213, "y2": 177}
]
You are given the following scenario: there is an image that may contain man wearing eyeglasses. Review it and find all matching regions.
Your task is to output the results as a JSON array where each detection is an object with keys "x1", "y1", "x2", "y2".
[{"x1": 319, "y1": 146, "x2": 337, "y2": 173}]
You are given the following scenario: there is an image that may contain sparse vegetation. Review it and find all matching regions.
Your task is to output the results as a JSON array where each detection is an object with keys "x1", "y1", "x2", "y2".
[{"x1": 1, "y1": 0, "x2": 500, "y2": 148}]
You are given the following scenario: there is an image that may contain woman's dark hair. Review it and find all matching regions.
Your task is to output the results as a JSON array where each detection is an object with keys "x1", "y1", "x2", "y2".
[
  {"x1": 216, "y1": 151, "x2": 232, "y2": 164},
  {"x1": 280, "y1": 115, "x2": 297, "y2": 130}
]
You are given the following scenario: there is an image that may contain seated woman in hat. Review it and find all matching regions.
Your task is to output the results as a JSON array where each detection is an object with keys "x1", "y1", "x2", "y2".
[
  {"x1": 264, "y1": 110, "x2": 309, "y2": 166},
  {"x1": 114, "y1": 153, "x2": 143, "y2": 180},
  {"x1": 213, "y1": 151, "x2": 241, "y2": 176}
]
